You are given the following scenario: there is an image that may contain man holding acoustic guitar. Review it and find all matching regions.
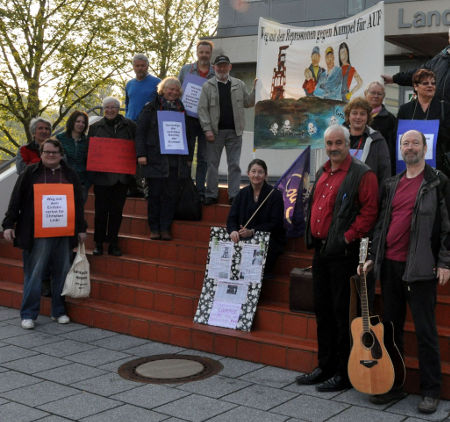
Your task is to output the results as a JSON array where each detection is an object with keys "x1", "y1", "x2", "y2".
[
  {"x1": 361, "y1": 129, "x2": 450, "y2": 414},
  {"x1": 298, "y1": 125, "x2": 379, "y2": 392}
]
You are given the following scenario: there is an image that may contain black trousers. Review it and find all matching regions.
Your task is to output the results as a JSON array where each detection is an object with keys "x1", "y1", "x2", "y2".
[
  {"x1": 312, "y1": 246, "x2": 358, "y2": 378},
  {"x1": 381, "y1": 259, "x2": 441, "y2": 398},
  {"x1": 146, "y1": 168, "x2": 179, "y2": 232},
  {"x1": 93, "y1": 183, "x2": 128, "y2": 244}
]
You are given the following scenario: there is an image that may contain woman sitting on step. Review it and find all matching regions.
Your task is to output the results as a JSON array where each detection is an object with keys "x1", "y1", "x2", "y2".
[{"x1": 226, "y1": 159, "x2": 286, "y2": 279}]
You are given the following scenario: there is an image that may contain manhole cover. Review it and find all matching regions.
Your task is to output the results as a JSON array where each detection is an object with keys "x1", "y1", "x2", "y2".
[{"x1": 118, "y1": 354, "x2": 223, "y2": 384}]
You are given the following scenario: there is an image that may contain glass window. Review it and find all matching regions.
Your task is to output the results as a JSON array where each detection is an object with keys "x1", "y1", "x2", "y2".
[{"x1": 348, "y1": 0, "x2": 364, "y2": 16}]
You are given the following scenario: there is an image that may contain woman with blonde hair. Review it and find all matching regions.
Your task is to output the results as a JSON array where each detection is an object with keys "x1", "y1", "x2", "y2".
[{"x1": 136, "y1": 77, "x2": 193, "y2": 241}]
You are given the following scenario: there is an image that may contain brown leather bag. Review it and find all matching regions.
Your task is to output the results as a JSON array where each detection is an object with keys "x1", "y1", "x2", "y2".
[{"x1": 289, "y1": 266, "x2": 314, "y2": 313}]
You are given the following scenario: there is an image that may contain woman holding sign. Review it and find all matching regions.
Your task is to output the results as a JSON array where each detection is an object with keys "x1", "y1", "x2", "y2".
[
  {"x1": 87, "y1": 97, "x2": 137, "y2": 257},
  {"x1": 2, "y1": 138, "x2": 86, "y2": 329},
  {"x1": 136, "y1": 77, "x2": 193, "y2": 241},
  {"x1": 397, "y1": 69, "x2": 442, "y2": 171},
  {"x1": 227, "y1": 159, "x2": 285, "y2": 278}
]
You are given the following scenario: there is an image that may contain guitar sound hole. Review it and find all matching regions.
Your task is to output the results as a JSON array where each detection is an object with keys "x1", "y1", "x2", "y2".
[{"x1": 362, "y1": 332, "x2": 374, "y2": 348}]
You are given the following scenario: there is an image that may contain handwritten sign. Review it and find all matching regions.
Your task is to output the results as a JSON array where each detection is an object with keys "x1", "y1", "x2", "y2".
[
  {"x1": 87, "y1": 137, "x2": 136, "y2": 174},
  {"x1": 157, "y1": 111, "x2": 188, "y2": 155},
  {"x1": 181, "y1": 74, "x2": 207, "y2": 118},
  {"x1": 208, "y1": 302, "x2": 242, "y2": 329},
  {"x1": 34, "y1": 184, "x2": 75, "y2": 238},
  {"x1": 396, "y1": 119, "x2": 439, "y2": 173}
]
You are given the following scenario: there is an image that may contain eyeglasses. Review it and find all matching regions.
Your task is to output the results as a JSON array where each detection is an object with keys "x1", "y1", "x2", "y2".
[
  {"x1": 368, "y1": 91, "x2": 384, "y2": 96},
  {"x1": 418, "y1": 81, "x2": 436, "y2": 86},
  {"x1": 104, "y1": 106, "x2": 119, "y2": 110},
  {"x1": 42, "y1": 150, "x2": 61, "y2": 156}
]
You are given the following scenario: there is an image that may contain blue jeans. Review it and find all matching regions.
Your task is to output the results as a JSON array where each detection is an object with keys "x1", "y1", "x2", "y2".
[{"x1": 21, "y1": 237, "x2": 71, "y2": 320}]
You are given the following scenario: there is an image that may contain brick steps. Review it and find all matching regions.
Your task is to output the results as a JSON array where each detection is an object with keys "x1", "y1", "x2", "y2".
[
  {"x1": 1, "y1": 184, "x2": 449, "y2": 399},
  {"x1": 0, "y1": 279, "x2": 448, "y2": 398}
]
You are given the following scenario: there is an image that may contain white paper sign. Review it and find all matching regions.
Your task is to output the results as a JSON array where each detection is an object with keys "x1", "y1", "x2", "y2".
[
  {"x1": 208, "y1": 302, "x2": 242, "y2": 329},
  {"x1": 42, "y1": 195, "x2": 68, "y2": 228},
  {"x1": 239, "y1": 243, "x2": 264, "y2": 282},
  {"x1": 182, "y1": 82, "x2": 203, "y2": 115},
  {"x1": 207, "y1": 240, "x2": 234, "y2": 280},
  {"x1": 162, "y1": 121, "x2": 184, "y2": 150},
  {"x1": 215, "y1": 281, "x2": 249, "y2": 304}
]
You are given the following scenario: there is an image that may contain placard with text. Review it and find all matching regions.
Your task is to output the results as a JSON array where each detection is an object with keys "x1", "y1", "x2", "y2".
[{"x1": 193, "y1": 226, "x2": 270, "y2": 332}]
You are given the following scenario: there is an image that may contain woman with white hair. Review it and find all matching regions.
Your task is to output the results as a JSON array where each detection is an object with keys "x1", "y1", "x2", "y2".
[
  {"x1": 16, "y1": 117, "x2": 52, "y2": 174},
  {"x1": 88, "y1": 97, "x2": 136, "y2": 256},
  {"x1": 136, "y1": 77, "x2": 193, "y2": 241}
]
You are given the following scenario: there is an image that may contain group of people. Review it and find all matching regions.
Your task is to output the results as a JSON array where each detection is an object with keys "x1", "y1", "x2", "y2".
[
  {"x1": 303, "y1": 43, "x2": 362, "y2": 101},
  {"x1": 2, "y1": 31, "x2": 450, "y2": 416}
]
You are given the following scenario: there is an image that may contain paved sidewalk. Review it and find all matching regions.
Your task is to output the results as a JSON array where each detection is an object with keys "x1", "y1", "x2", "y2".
[{"x1": 0, "y1": 306, "x2": 448, "y2": 422}]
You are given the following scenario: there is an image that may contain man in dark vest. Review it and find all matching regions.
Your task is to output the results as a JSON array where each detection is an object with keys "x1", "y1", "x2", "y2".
[{"x1": 296, "y1": 124, "x2": 379, "y2": 391}]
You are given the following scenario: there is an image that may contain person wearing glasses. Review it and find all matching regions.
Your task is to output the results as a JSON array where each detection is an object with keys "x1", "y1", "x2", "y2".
[
  {"x1": 2, "y1": 138, "x2": 86, "y2": 329},
  {"x1": 88, "y1": 97, "x2": 136, "y2": 257},
  {"x1": 382, "y1": 28, "x2": 450, "y2": 176},
  {"x1": 365, "y1": 81, "x2": 396, "y2": 174}
]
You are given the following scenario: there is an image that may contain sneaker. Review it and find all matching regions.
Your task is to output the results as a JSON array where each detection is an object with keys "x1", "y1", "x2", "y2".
[
  {"x1": 21, "y1": 319, "x2": 35, "y2": 329},
  {"x1": 51, "y1": 315, "x2": 70, "y2": 324},
  {"x1": 418, "y1": 396, "x2": 439, "y2": 414}
]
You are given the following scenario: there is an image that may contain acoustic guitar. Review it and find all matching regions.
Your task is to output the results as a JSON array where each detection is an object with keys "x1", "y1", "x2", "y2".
[{"x1": 348, "y1": 238, "x2": 396, "y2": 395}]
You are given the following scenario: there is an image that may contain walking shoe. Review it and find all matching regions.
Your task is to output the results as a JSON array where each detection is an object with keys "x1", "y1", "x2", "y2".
[
  {"x1": 108, "y1": 243, "x2": 122, "y2": 256},
  {"x1": 204, "y1": 197, "x2": 218, "y2": 206},
  {"x1": 370, "y1": 389, "x2": 407, "y2": 405},
  {"x1": 160, "y1": 231, "x2": 172, "y2": 241},
  {"x1": 296, "y1": 367, "x2": 330, "y2": 385},
  {"x1": 21, "y1": 319, "x2": 35, "y2": 329},
  {"x1": 150, "y1": 232, "x2": 161, "y2": 240},
  {"x1": 93, "y1": 243, "x2": 103, "y2": 256},
  {"x1": 51, "y1": 315, "x2": 70, "y2": 324},
  {"x1": 316, "y1": 374, "x2": 351, "y2": 392},
  {"x1": 418, "y1": 396, "x2": 439, "y2": 414}
]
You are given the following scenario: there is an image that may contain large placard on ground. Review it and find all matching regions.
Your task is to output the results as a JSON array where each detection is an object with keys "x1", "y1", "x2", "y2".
[{"x1": 194, "y1": 227, "x2": 270, "y2": 332}]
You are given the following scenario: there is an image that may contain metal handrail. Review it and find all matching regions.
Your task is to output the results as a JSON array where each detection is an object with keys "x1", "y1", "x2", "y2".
[{"x1": 0, "y1": 105, "x2": 111, "y2": 175}]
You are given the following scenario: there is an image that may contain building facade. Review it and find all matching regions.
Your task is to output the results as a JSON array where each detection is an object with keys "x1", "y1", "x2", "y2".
[{"x1": 210, "y1": 0, "x2": 449, "y2": 176}]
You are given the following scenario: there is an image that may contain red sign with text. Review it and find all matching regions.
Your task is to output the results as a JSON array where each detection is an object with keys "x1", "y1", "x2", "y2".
[{"x1": 87, "y1": 137, "x2": 136, "y2": 174}]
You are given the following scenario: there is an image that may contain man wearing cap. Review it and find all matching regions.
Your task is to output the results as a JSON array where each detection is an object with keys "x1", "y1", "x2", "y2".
[
  {"x1": 178, "y1": 40, "x2": 215, "y2": 200},
  {"x1": 198, "y1": 55, "x2": 256, "y2": 205},
  {"x1": 314, "y1": 46, "x2": 342, "y2": 101},
  {"x1": 304, "y1": 47, "x2": 325, "y2": 93}
]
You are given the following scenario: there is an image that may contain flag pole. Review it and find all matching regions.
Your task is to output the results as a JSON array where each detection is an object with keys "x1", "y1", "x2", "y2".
[{"x1": 243, "y1": 189, "x2": 275, "y2": 229}]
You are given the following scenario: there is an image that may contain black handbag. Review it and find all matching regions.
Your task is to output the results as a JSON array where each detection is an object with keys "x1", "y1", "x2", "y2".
[{"x1": 174, "y1": 178, "x2": 202, "y2": 221}]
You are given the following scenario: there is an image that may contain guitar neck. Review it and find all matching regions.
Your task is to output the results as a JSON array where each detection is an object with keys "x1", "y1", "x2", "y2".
[{"x1": 359, "y1": 265, "x2": 370, "y2": 333}]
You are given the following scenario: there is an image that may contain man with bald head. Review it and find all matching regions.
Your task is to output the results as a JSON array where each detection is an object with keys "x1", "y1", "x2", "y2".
[
  {"x1": 296, "y1": 125, "x2": 379, "y2": 392},
  {"x1": 361, "y1": 129, "x2": 450, "y2": 413}
]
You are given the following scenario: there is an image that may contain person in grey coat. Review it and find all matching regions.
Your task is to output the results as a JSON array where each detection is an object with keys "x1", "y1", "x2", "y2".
[{"x1": 88, "y1": 97, "x2": 136, "y2": 256}]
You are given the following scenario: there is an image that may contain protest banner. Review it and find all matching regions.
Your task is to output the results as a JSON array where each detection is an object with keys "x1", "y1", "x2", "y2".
[
  {"x1": 255, "y1": 2, "x2": 384, "y2": 150},
  {"x1": 86, "y1": 137, "x2": 136, "y2": 174}
]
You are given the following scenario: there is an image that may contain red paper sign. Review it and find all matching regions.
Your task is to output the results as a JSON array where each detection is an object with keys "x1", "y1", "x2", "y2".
[
  {"x1": 34, "y1": 184, "x2": 75, "y2": 238},
  {"x1": 87, "y1": 137, "x2": 136, "y2": 174}
]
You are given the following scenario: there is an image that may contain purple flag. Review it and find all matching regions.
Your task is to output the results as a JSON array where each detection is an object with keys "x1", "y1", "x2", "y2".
[{"x1": 274, "y1": 146, "x2": 311, "y2": 238}]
